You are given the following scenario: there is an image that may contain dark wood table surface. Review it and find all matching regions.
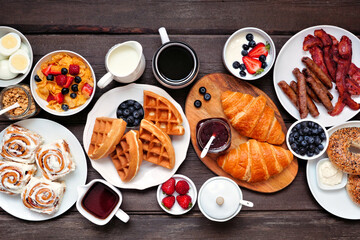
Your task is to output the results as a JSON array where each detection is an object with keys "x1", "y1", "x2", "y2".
[{"x1": 1, "y1": 1, "x2": 360, "y2": 239}]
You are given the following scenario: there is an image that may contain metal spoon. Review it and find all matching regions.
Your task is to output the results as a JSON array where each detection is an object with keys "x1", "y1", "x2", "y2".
[
  {"x1": 200, "y1": 133, "x2": 216, "y2": 158},
  {"x1": 0, "y1": 102, "x2": 20, "y2": 115}
]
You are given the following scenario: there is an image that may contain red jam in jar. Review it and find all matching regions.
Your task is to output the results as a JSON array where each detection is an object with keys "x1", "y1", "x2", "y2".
[
  {"x1": 196, "y1": 118, "x2": 231, "y2": 154},
  {"x1": 81, "y1": 182, "x2": 119, "y2": 219}
]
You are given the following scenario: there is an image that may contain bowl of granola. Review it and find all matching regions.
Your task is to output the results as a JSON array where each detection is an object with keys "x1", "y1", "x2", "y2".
[{"x1": 30, "y1": 50, "x2": 96, "y2": 116}]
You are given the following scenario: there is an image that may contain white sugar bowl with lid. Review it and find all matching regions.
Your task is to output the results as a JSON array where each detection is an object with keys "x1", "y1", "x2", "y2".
[{"x1": 198, "y1": 176, "x2": 253, "y2": 222}]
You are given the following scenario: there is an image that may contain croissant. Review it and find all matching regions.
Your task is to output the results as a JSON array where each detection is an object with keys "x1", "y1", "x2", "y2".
[
  {"x1": 221, "y1": 91, "x2": 285, "y2": 145},
  {"x1": 217, "y1": 139, "x2": 293, "y2": 182}
]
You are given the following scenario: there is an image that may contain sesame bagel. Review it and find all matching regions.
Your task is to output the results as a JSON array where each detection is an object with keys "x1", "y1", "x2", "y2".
[
  {"x1": 327, "y1": 127, "x2": 360, "y2": 175},
  {"x1": 347, "y1": 175, "x2": 360, "y2": 205}
]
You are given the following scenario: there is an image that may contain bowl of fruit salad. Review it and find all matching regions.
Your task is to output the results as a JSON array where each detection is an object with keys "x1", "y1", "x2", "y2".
[
  {"x1": 223, "y1": 27, "x2": 276, "y2": 81},
  {"x1": 30, "y1": 50, "x2": 95, "y2": 116}
]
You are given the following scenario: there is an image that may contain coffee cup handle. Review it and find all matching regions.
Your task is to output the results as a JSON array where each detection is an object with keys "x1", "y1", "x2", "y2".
[
  {"x1": 97, "y1": 72, "x2": 113, "y2": 89},
  {"x1": 159, "y1": 27, "x2": 170, "y2": 44},
  {"x1": 115, "y1": 208, "x2": 130, "y2": 223}
]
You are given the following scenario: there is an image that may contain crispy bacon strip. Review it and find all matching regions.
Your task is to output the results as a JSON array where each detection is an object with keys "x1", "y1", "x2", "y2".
[
  {"x1": 331, "y1": 44, "x2": 340, "y2": 63},
  {"x1": 309, "y1": 46, "x2": 332, "y2": 81},
  {"x1": 303, "y1": 35, "x2": 323, "y2": 51},
  {"x1": 314, "y1": 29, "x2": 333, "y2": 47},
  {"x1": 338, "y1": 36, "x2": 352, "y2": 60},
  {"x1": 323, "y1": 46, "x2": 337, "y2": 81},
  {"x1": 345, "y1": 77, "x2": 360, "y2": 95},
  {"x1": 329, "y1": 95, "x2": 346, "y2": 116},
  {"x1": 328, "y1": 34, "x2": 339, "y2": 45},
  {"x1": 349, "y1": 63, "x2": 360, "y2": 84}
]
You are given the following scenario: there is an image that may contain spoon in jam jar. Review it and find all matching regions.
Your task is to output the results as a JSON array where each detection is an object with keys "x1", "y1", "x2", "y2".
[{"x1": 200, "y1": 133, "x2": 216, "y2": 158}]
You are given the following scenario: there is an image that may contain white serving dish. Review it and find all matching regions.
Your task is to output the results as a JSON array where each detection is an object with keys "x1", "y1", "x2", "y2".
[
  {"x1": 0, "y1": 26, "x2": 33, "y2": 87},
  {"x1": 30, "y1": 50, "x2": 96, "y2": 116},
  {"x1": 0, "y1": 118, "x2": 87, "y2": 221},
  {"x1": 273, "y1": 25, "x2": 360, "y2": 127},
  {"x1": 82, "y1": 84, "x2": 190, "y2": 190}
]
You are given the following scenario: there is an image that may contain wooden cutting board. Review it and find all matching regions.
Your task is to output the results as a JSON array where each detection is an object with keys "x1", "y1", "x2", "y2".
[{"x1": 185, "y1": 73, "x2": 298, "y2": 193}]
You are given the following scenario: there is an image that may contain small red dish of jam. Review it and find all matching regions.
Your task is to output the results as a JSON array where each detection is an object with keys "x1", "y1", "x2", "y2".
[
  {"x1": 81, "y1": 182, "x2": 119, "y2": 220},
  {"x1": 196, "y1": 118, "x2": 231, "y2": 154}
]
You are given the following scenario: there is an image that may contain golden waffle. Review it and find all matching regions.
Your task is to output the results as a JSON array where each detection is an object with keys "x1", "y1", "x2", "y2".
[
  {"x1": 139, "y1": 119, "x2": 175, "y2": 169},
  {"x1": 110, "y1": 130, "x2": 143, "y2": 182},
  {"x1": 87, "y1": 117, "x2": 126, "y2": 160},
  {"x1": 143, "y1": 90, "x2": 184, "y2": 135}
]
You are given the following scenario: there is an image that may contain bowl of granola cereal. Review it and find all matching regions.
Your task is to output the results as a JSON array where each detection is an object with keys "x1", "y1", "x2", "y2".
[{"x1": 30, "y1": 50, "x2": 96, "y2": 116}]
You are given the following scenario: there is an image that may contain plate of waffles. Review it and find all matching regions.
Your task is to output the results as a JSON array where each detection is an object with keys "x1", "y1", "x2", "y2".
[{"x1": 83, "y1": 84, "x2": 190, "y2": 190}]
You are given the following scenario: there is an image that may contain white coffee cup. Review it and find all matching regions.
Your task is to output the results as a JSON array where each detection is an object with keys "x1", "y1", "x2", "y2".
[
  {"x1": 76, "y1": 179, "x2": 130, "y2": 225},
  {"x1": 97, "y1": 41, "x2": 145, "y2": 89}
]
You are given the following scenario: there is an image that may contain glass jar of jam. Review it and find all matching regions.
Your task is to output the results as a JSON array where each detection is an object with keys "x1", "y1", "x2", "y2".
[{"x1": 196, "y1": 118, "x2": 231, "y2": 154}]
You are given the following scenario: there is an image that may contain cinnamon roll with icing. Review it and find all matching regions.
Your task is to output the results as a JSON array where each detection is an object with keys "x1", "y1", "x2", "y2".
[
  {"x1": 21, "y1": 177, "x2": 66, "y2": 214},
  {"x1": 35, "y1": 140, "x2": 75, "y2": 181},
  {"x1": 0, "y1": 161, "x2": 37, "y2": 195},
  {"x1": 0, "y1": 125, "x2": 42, "y2": 164}
]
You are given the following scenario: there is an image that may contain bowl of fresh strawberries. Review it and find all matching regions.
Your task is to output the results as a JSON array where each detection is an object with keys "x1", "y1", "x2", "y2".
[
  {"x1": 223, "y1": 27, "x2": 276, "y2": 81},
  {"x1": 30, "y1": 50, "x2": 96, "y2": 116},
  {"x1": 157, "y1": 174, "x2": 197, "y2": 215}
]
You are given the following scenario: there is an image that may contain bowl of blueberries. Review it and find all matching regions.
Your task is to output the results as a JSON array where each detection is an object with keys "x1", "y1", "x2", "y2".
[
  {"x1": 286, "y1": 119, "x2": 329, "y2": 160},
  {"x1": 116, "y1": 99, "x2": 144, "y2": 127}
]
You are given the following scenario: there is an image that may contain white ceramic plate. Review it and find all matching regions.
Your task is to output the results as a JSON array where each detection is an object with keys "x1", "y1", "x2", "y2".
[
  {"x1": 83, "y1": 84, "x2": 190, "y2": 190},
  {"x1": 306, "y1": 121, "x2": 360, "y2": 219},
  {"x1": 273, "y1": 25, "x2": 360, "y2": 127},
  {"x1": 156, "y1": 174, "x2": 197, "y2": 215},
  {"x1": 30, "y1": 50, "x2": 96, "y2": 116},
  {"x1": 0, "y1": 118, "x2": 87, "y2": 221},
  {"x1": 0, "y1": 26, "x2": 33, "y2": 87}
]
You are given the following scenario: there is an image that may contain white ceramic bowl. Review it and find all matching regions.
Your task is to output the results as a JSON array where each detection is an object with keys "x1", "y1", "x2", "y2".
[
  {"x1": 157, "y1": 174, "x2": 197, "y2": 215},
  {"x1": 223, "y1": 27, "x2": 276, "y2": 81},
  {"x1": 30, "y1": 50, "x2": 96, "y2": 116},
  {"x1": 0, "y1": 26, "x2": 33, "y2": 87},
  {"x1": 286, "y1": 119, "x2": 329, "y2": 161},
  {"x1": 316, "y1": 158, "x2": 347, "y2": 190}
]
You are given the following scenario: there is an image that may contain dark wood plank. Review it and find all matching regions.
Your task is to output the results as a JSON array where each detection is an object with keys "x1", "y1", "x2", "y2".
[
  {"x1": 0, "y1": 210, "x2": 359, "y2": 239},
  {"x1": 1, "y1": 0, "x2": 360, "y2": 35}
]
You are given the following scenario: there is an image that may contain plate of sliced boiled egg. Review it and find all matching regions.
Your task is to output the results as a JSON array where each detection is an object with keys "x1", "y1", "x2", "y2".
[{"x1": 0, "y1": 26, "x2": 33, "y2": 87}]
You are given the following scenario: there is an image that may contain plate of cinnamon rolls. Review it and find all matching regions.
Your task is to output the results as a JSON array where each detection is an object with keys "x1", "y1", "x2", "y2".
[{"x1": 0, "y1": 118, "x2": 87, "y2": 220}]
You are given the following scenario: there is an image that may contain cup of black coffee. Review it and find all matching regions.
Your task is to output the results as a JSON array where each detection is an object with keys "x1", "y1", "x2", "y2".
[{"x1": 152, "y1": 27, "x2": 199, "y2": 89}]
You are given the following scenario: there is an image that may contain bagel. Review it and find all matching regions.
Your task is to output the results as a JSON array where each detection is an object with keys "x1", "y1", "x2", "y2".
[
  {"x1": 327, "y1": 127, "x2": 360, "y2": 175},
  {"x1": 347, "y1": 175, "x2": 360, "y2": 205}
]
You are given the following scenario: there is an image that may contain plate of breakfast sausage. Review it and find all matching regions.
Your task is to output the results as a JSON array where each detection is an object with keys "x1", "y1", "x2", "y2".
[
  {"x1": 307, "y1": 121, "x2": 360, "y2": 219},
  {"x1": 274, "y1": 25, "x2": 360, "y2": 127}
]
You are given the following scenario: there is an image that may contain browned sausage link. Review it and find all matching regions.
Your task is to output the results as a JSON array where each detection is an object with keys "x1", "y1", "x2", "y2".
[
  {"x1": 306, "y1": 83, "x2": 321, "y2": 103},
  {"x1": 302, "y1": 57, "x2": 333, "y2": 89},
  {"x1": 303, "y1": 68, "x2": 333, "y2": 100},
  {"x1": 290, "y1": 81, "x2": 320, "y2": 118},
  {"x1": 306, "y1": 76, "x2": 334, "y2": 111},
  {"x1": 292, "y1": 68, "x2": 308, "y2": 119},
  {"x1": 278, "y1": 81, "x2": 298, "y2": 109}
]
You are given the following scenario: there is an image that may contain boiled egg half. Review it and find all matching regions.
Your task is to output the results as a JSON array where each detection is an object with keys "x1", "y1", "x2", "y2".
[
  {"x1": 8, "y1": 49, "x2": 30, "y2": 74},
  {"x1": 0, "y1": 60, "x2": 18, "y2": 79},
  {"x1": 0, "y1": 32, "x2": 21, "y2": 57}
]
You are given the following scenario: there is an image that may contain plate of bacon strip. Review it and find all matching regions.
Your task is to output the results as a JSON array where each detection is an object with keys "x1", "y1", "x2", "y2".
[{"x1": 274, "y1": 25, "x2": 360, "y2": 127}]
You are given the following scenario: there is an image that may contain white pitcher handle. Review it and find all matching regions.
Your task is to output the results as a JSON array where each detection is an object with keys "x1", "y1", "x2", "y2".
[
  {"x1": 159, "y1": 27, "x2": 170, "y2": 44},
  {"x1": 97, "y1": 72, "x2": 113, "y2": 89},
  {"x1": 115, "y1": 208, "x2": 130, "y2": 223}
]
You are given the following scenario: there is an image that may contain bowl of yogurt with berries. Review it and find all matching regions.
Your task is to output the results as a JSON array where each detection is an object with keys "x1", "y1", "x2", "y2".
[{"x1": 223, "y1": 27, "x2": 276, "y2": 80}]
